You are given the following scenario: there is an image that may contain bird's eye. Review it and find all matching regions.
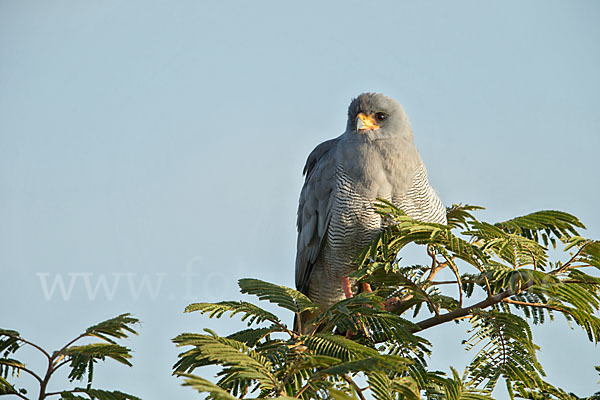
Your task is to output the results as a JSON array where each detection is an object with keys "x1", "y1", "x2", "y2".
[{"x1": 375, "y1": 112, "x2": 387, "y2": 122}]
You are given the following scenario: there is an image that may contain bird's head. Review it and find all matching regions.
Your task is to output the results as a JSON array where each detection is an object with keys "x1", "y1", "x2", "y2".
[{"x1": 346, "y1": 93, "x2": 413, "y2": 141}]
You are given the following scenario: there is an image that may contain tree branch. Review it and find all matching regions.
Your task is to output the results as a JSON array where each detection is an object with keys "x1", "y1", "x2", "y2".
[
  {"x1": 430, "y1": 280, "x2": 459, "y2": 285},
  {"x1": 412, "y1": 280, "x2": 536, "y2": 332},
  {"x1": 411, "y1": 244, "x2": 593, "y2": 333},
  {"x1": 15, "y1": 338, "x2": 51, "y2": 362}
]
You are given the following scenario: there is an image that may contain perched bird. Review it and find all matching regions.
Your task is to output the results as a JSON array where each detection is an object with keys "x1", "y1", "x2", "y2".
[{"x1": 295, "y1": 93, "x2": 446, "y2": 331}]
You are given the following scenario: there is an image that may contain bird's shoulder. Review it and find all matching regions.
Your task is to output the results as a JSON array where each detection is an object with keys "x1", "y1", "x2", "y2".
[
  {"x1": 297, "y1": 136, "x2": 341, "y2": 232},
  {"x1": 302, "y1": 136, "x2": 341, "y2": 178}
]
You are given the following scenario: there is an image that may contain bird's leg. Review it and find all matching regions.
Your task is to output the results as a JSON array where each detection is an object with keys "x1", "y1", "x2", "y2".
[
  {"x1": 382, "y1": 296, "x2": 402, "y2": 310},
  {"x1": 361, "y1": 283, "x2": 372, "y2": 293},
  {"x1": 340, "y1": 277, "x2": 355, "y2": 338},
  {"x1": 341, "y1": 276, "x2": 353, "y2": 298},
  {"x1": 360, "y1": 281, "x2": 400, "y2": 315},
  {"x1": 340, "y1": 277, "x2": 371, "y2": 339},
  {"x1": 342, "y1": 279, "x2": 373, "y2": 296}
]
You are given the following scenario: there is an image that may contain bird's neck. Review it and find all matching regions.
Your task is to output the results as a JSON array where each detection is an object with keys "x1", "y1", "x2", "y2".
[{"x1": 337, "y1": 136, "x2": 421, "y2": 196}]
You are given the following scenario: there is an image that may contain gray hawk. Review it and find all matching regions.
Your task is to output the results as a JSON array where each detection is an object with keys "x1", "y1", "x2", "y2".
[{"x1": 294, "y1": 93, "x2": 446, "y2": 332}]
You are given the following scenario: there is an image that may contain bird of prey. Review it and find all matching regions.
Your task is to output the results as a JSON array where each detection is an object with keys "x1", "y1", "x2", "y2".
[{"x1": 295, "y1": 93, "x2": 446, "y2": 331}]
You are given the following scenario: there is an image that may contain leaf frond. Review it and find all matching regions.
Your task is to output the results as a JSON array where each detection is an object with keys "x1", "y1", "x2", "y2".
[
  {"x1": 185, "y1": 301, "x2": 282, "y2": 326},
  {"x1": 238, "y1": 278, "x2": 318, "y2": 314}
]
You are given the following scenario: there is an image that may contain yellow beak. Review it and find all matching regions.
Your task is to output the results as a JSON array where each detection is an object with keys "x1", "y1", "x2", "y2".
[{"x1": 356, "y1": 113, "x2": 378, "y2": 132}]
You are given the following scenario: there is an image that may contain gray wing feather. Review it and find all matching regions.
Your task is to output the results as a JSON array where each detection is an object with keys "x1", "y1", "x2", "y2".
[{"x1": 295, "y1": 138, "x2": 339, "y2": 294}]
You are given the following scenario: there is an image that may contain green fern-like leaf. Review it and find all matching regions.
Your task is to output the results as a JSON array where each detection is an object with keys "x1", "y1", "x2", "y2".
[
  {"x1": 173, "y1": 331, "x2": 277, "y2": 391},
  {"x1": 185, "y1": 301, "x2": 283, "y2": 326},
  {"x1": 65, "y1": 343, "x2": 133, "y2": 382},
  {"x1": 302, "y1": 333, "x2": 378, "y2": 361},
  {"x1": 0, "y1": 329, "x2": 21, "y2": 357},
  {"x1": 0, "y1": 358, "x2": 26, "y2": 379},
  {"x1": 59, "y1": 387, "x2": 141, "y2": 400},
  {"x1": 178, "y1": 373, "x2": 240, "y2": 400},
  {"x1": 446, "y1": 204, "x2": 485, "y2": 230},
  {"x1": 468, "y1": 221, "x2": 548, "y2": 268},
  {"x1": 365, "y1": 370, "x2": 420, "y2": 400},
  {"x1": 578, "y1": 240, "x2": 600, "y2": 270},
  {"x1": 441, "y1": 367, "x2": 495, "y2": 400},
  {"x1": 238, "y1": 278, "x2": 318, "y2": 314},
  {"x1": 357, "y1": 204, "x2": 487, "y2": 273},
  {"x1": 319, "y1": 354, "x2": 411, "y2": 378},
  {"x1": 309, "y1": 293, "x2": 420, "y2": 344},
  {"x1": 328, "y1": 388, "x2": 361, "y2": 400},
  {"x1": 464, "y1": 311, "x2": 544, "y2": 392},
  {"x1": 226, "y1": 325, "x2": 282, "y2": 347},
  {"x1": 494, "y1": 210, "x2": 585, "y2": 247},
  {"x1": 0, "y1": 375, "x2": 18, "y2": 395},
  {"x1": 84, "y1": 313, "x2": 139, "y2": 344}
]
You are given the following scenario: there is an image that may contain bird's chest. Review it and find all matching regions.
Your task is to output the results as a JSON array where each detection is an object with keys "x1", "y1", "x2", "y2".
[{"x1": 326, "y1": 166, "x2": 388, "y2": 253}]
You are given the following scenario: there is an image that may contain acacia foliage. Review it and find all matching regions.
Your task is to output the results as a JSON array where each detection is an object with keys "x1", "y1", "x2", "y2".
[
  {"x1": 0, "y1": 314, "x2": 140, "y2": 400},
  {"x1": 173, "y1": 204, "x2": 600, "y2": 399}
]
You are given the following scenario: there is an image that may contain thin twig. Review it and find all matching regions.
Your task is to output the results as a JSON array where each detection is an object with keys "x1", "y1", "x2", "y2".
[
  {"x1": 52, "y1": 333, "x2": 86, "y2": 362},
  {"x1": 273, "y1": 320, "x2": 298, "y2": 339},
  {"x1": 525, "y1": 247, "x2": 537, "y2": 271},
  {"x1": 441, "y1": 252, "x2": 463, "y2": 307},
  {"x1": 343, "y1": 374, "x2": 367, "y2": 400},
  {"x1": 384, "y1": 259, "x2": 446, "y2": 314},
  {"x1": 10, "y1": 390, "x2": 29, "y2": 400},
  {"x1": 16, "y1": 338, "x2": 51, "y2": 362},
  {"x1": 52, "y1": 359, "x2": 70, "y2": 372},
  {"x1": 492, "y1": 318, "x2": 508, "y2": 367},
  {"x1": 425, "y1": 245, "x2": 447, "y2": 282},
  {"x1": 554, "y1": 242, "x2": 590, "y2": 275},
  {"x1": 295, "y1": 379, "x2": 315, "y2": 398},
  {"x1": 502, "y1": 298, "x2": 563, "y2": 312},
  {"x1": 483, "y1": 275, "x2": 493, "y2": 297}
]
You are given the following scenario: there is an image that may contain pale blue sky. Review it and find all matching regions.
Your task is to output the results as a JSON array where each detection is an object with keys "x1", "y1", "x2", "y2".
[{"x1": 1, "y1": 1, "x2": 599, "y2": 398}]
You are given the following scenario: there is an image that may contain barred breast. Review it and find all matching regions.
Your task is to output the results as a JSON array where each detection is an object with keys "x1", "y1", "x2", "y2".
[
  {"x1": 307, "y1": 165, "x2": 382, "y2": 308},
  {"x1": 307, "y1": 162, "x2": 446, "y2": 308}
]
